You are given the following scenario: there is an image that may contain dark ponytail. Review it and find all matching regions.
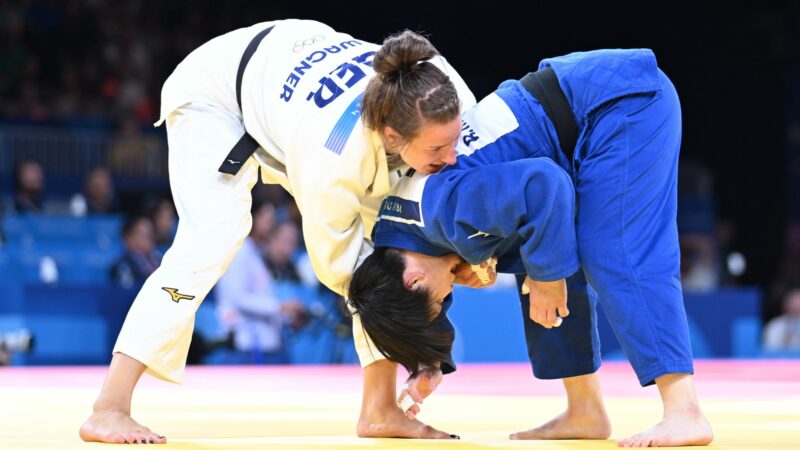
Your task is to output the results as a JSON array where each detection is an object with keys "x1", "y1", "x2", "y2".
[{"x1": 361, "y1": 31, "x2": 461, "y2": 152}]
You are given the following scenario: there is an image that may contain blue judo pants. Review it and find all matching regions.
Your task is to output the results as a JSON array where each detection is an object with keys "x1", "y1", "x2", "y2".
[{"x1": 518, "y1": 70, "x2": 694, "y2": 386}]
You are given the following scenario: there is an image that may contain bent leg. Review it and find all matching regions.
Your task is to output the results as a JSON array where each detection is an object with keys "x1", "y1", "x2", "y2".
[
  {"x1": 577, "y1": 71, "x2": 711, "y2": 446},
  {"x1": 82, "y1": 103, "x2": 260, "y2": 443},
  {"x1": 513, "y1": 272, "x2": 609, "y2": 440}
]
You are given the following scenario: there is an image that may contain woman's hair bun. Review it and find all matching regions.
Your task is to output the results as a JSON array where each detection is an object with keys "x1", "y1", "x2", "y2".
[{"x1": 373, "y1": 30, "x2": 439, "y2": 79}]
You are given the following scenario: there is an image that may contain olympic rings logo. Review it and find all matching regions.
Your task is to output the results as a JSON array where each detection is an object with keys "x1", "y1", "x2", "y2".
[{"x1": 293, "y1": 34, "x2": 326, "y2": 52}]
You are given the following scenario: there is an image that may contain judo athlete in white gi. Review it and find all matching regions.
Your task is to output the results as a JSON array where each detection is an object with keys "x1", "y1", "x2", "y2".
[
  {"x1": 349, "y1": 49, "x2": 713, "y2": 447},
  {"x1": 80, "y1": 21, "x2": 476, "y2": 444}
]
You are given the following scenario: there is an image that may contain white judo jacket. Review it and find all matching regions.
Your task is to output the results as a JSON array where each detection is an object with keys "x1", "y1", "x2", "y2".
[{"x1": 158, "y1": 19, "x2": 475, "y2": 297}]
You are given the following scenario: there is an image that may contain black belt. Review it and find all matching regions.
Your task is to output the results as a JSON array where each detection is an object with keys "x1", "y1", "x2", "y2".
[
  {"x1": 519, "y1": 67, "x2": 578, "y2": 162},
  {"x1": 218, "y1": 26, "x2": 275, "y2": 175}
]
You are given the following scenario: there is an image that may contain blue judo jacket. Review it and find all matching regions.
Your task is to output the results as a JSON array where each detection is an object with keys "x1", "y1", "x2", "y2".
[{"x1": 374, "y1": 49, "x2": 662, "y2": 275}]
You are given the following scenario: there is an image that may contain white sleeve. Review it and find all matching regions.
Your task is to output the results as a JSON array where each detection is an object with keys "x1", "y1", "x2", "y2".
[
  {"x1": 285, "y1": 128, "x2": 389, "y2": 367},
  {"x1": 285, "y1": 130, "x2": 381, "y2": 297}
]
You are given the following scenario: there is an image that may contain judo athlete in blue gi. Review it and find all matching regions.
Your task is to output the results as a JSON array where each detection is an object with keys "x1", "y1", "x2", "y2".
[{"x1": 349, "y1": 49, "x2": 713, "y2": 447}]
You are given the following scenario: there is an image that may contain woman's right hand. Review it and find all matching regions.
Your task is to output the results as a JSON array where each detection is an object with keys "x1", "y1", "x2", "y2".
[
  {"x1": 522, "y1": 276, "x2": 568, "y2": 328},
  {"x1": 397, "y1": 366, "x2": 443, "y2": 420}
]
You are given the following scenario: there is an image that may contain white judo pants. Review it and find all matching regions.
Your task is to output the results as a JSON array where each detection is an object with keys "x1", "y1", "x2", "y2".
[{"x1": 113, "y1": 103, "x2": 382, "y2": 383}]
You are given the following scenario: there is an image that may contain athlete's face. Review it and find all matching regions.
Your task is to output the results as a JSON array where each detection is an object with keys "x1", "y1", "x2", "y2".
[
  {"x1": 402, "y1": 251, "x2": 462, "y2": 319},
  {"x1": 386, "y1": 117, "x2": 462, "y2": 174}
]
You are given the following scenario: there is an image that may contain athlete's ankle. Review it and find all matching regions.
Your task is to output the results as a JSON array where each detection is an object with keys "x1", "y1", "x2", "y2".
[{"x1": 92, "y1": 398, "x2": 131, "y2": 415}]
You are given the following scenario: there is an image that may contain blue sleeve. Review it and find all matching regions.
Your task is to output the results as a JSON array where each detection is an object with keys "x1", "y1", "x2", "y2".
[{"x1": 424, "y1": 158, "x2": 579, "y2": 281}]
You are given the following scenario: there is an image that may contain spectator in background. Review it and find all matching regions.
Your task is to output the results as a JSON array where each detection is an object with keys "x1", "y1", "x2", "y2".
[
  {"x1": 0, "y1": 343, "x2": 8, "y2": 366},
  {"x1": 677, "y1": 160, "x2": 721, "y2": 292},
  {"x1": 84, "y1": 167, "x2": 118, "y2": 213},
  {"x1": 70, "y1": 167, "x2": 119, "y2": 216},
  {"x1": 264, "y1": 221, "x2": 303, "y2": 283},
  {"x1": 215, "y1": 202, "x2": 307, "y2": 364},
  {"x1": 13, "y1": 159, "x2": 45, "y2": 213},
  {"x1": 108, "y1": 115, "x2": 165, "y2": 177},
  {"x1": 763, "y1": 286, "x2": 800, "y2": 351},
  {"x1": 147, "y1": 197, "x2": 177, "y2": 250},
  {"x1": 248, "y1": 198, "x2": 276, "y2": 245},
  {"x1": 109, "y1": 215, "x2": 161, "y2": 288}
]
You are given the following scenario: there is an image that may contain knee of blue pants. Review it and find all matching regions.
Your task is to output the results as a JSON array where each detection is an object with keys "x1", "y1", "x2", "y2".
[{"x1": 516, "y1": 271, "x2": 601, "y2": 379}]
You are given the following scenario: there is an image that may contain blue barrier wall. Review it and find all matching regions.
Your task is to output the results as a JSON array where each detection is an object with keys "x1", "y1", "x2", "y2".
[
  {"x1": 0, "y1": 283, "x2": 767, "y2": 366},
  {"x1": 0, "y1": 212, "x2": 771, "y2": 366},
  {"x1": 448, "y1": 285, "x2": 764, "y2": 365}
]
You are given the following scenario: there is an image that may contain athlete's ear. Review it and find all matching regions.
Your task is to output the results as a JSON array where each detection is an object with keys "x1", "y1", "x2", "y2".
[
  {"x1": 383, "y1": 126, "x2": 402, "y2": 147},
  {"x1": 403, "y1": 272, "x2": 425, "y2": 291}
]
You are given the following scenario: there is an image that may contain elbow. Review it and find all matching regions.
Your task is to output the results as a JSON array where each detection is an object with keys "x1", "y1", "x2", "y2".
[{"x1": 523, "y1": 159, "x2": 575, "y2": 207}]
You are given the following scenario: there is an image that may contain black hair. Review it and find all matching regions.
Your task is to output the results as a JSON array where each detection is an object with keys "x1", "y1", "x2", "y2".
[
  {"x1": 348, "y1": 247, "x2": 452, "y2": 377},
  {"x1": 121, "y1": 215, "x2": 152, "y2": 238}
]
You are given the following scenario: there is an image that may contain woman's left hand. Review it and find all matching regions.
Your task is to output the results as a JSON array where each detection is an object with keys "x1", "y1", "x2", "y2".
[{"x1": 453, "y1": 256, "x2": 497, "y2": 288}]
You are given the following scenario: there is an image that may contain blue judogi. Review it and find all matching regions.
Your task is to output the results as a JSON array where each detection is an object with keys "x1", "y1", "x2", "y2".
[{"x1": 374, "y1": 49, "x2": 693, "y2": 386}]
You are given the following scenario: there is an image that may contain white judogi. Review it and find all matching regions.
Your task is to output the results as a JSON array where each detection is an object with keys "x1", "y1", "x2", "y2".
[{"x1": 114, "y1": 19, "x2": 476, "y2": 383}]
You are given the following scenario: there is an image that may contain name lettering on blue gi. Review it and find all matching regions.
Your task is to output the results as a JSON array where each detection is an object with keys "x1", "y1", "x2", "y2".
[
  {"x1": 324, "y1": 93, "x2": 363, "y2": 155},
  {"x1": 461, "y1": 120, "x2": 480, "y2": 146},
  {"x1": 280, "y1": 40, "x2": 368, "y2": 103},
  {"x1": 380, "y1": 196, "x2": 422, "y2": 222}
]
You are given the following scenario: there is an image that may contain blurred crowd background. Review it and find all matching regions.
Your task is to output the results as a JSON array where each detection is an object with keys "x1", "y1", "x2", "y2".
[{"x1": 1, "y1": 0, "x2": 800, "y2": 366}]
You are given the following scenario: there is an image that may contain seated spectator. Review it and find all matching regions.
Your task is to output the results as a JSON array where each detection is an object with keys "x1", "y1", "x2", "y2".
[
  {"x1": 0, "y1": 343, "x2": 8, "y2": 366},
  {"x1": 215, "y1": 202, "x2": 307, "y2": 364},
  {"x1": 109, "y1": 215, "x2": 161, "y2": 288},
  {"x1": 678, "y1": 160, "x2": 721, "y2": 291},
  {"x1": 763, "y1": 286, "x2": 800, "y2": 351},
  {"x1": 13, "y1": 159, "x2": 45, "y2": 213},
  {"x1": 249, "y1": 200, "x2": 276, "y2": 245},
  {"x1": 70, "y1": 167, "x2": 119, "y2": 216},
  {"x1": 108, "y1": 115, "x2": 165, "y2": 177},
  {"x1": 147, "y1": 197, "x2": 177, "y2": 250},
  {"x1": 264, "y1": 221, "x2": 303, "y2": 283}
]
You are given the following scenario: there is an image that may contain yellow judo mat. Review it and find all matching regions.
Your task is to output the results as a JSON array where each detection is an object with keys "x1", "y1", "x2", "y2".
[{"x1": 1, "y1": 361, "x2": 798, "y2": 449}]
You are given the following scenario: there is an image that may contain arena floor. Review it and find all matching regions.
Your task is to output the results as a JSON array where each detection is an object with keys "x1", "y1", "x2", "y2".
[{"x1": 1, "y1": 360, "x2": 798, "y2": 449}]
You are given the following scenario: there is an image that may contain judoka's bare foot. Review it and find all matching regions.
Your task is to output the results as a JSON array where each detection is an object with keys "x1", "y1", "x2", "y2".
[
  {"x1": 511, "y1": 372, "x2": 610, "y2": 440},
  {"x1": 357, "y1": 404, "x2": 455, "y2": 439},
  {"x1": 618, "y1": 373, "x2": 713, "y2": 447},
  {"x1": 617, "y1": 409, "x2": 713, "y2": 447},
  {"x1": 80, "y1": 410, "x2": 166, "y2": 444},
  {"x1": 510, "y1": 406, "x2": 611, "y2": 440}
]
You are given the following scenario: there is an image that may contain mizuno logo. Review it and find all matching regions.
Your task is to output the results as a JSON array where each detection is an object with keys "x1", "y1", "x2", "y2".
[
  {"x1": 162, "y1": 287, "x2": 196, "y2": 303},
  {"x1": 468, "y1": 231, "x2": 492, "y2": 239},
  {"x1": 226, "y1": 159, "x2": 241, "y2": 165}
]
